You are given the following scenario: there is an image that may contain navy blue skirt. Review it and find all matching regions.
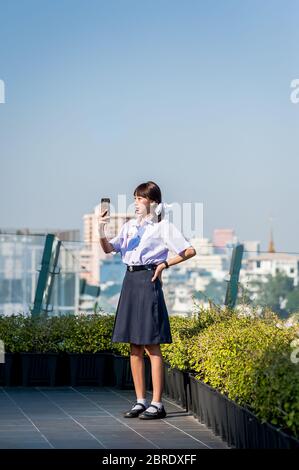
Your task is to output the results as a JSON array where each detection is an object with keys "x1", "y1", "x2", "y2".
[{"x1": 111, "y1": 269, "x2": 172, "y2": 345}]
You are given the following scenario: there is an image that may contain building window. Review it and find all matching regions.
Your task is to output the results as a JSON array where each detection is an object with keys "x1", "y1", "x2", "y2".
[{"x1": 256, "y1": 261, "x2": 261, "y2": 268}]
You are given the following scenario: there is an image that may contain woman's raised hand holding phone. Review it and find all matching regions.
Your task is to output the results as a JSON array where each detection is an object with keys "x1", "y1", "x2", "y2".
[
  {"x1": 98, "y1": 211, "x2": 110, "y2": 241},
  {"x1": 98, "y1": 209, "x2": 110, "y2": 223},
  {"x1": 98, "y1": 197, "x2": 111, "y2": 233}
]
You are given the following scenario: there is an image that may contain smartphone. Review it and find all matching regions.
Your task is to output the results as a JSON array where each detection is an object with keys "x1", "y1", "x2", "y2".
[{"x1": 100, "y1": 197, "x2": 110, "y2": 218}]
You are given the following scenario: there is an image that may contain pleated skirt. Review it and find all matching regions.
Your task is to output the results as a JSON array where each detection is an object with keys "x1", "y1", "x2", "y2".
[{"x1": 111, "y1": 269, "x2": 172, "y2": 345}]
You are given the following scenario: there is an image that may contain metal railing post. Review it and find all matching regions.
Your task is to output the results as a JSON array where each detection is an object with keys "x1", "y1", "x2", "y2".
[
  {"x1": 31, "y1": 234, "x2": 61, "y2": 317},
  {"x1": 224, "y1": 243, "x2": 244, "y2": 309}
]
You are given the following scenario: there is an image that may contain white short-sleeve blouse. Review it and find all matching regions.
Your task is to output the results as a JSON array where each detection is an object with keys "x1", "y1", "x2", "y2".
[{"x1": 109, "y1": 216, "x2": 192, "y2": 265}]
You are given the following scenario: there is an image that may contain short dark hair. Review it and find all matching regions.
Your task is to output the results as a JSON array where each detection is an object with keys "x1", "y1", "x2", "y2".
[{"x1": 133, "y1": 181, "x2": 163, "y2": 222}]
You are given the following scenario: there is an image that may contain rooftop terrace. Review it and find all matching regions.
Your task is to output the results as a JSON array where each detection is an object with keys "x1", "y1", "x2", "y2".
[{"x1": 0, "y1": 386, "x2": 228, "y2": 449}]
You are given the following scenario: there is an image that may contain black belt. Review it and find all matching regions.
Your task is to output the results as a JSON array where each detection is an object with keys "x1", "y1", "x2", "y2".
[{"x1": 126, "y1": 264, "x2": 158, "y2": 272}]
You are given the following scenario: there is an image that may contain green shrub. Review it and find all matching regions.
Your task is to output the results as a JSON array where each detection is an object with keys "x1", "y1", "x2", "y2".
[
  {"x1": 188, "y1": 315, "x2": 294, "y2": 401},
  {"x1": 187, "y1": 313, "x2": 299, "y2": 436},
  {"x1": 60, "y1": 313, "x2": 115, "y2": 353},
  {"x1": 161, "y1": 304, "x2": 236, "y2": 370},
  {"x1": 0, "y1": 314, "x2": 76, "y2": 353},
  {"x1": 110, "y1": 341, "x2": 131, "y2": 357},
  {"x1": 251, "y1": 350, "x2": 299, "y2": 437},
  {"x1": 20, "y1": 314, "x2": 62, "y2": 352},
  {"x1": 0, "y1": 313, "x2": 116, "y2": 354},
  {"x1": 0, "y1": 314, "x2": 26, "y2": 352}
]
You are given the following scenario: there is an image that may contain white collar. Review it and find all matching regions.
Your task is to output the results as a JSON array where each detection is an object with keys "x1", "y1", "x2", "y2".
[{"x1": 132, "y1": 214, "x2": 155, "y2": 227}]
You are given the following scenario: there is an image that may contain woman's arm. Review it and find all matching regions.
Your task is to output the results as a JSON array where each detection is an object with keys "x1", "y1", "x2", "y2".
[
  {"x1": 99, "y1": 225, "x2": 115, "y2": 253},
  {"x1": 165, "y1": 247, "x2": 196, "y2": 268},
  {"x1": 151, "y1": 247, "x2": 196, "y2": 281}
]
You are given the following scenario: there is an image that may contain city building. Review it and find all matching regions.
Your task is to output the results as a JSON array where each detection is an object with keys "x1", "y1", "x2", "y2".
[
  {"x1": 241, "y1": 253, "x2": 299, "y2": 287},
  {"x1": 213, "y1": 228, "x2": 237, "y2": 249}
]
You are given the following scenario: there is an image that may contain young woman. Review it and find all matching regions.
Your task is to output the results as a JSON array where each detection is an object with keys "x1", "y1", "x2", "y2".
[{"x1": 98, "y1": 181, "x2": 196, "y2": 420}]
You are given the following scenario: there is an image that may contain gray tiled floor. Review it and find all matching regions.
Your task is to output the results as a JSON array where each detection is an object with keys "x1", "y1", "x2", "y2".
[{"x1": 0, "y1": 387, "x2": 229, "y2": 449}]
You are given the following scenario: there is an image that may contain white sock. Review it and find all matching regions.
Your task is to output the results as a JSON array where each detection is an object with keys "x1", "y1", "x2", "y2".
[
  {"x1": 132, "y1": 398, "x2": 148, "y2": 410},
  {"x1": 146, "y1": 401, "x2": 163, "y2": 413}
]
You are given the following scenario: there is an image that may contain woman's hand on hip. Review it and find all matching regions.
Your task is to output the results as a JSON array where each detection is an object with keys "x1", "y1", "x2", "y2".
[{"x1": 151, "y1": 264, "x2": 165, "y2": 284}]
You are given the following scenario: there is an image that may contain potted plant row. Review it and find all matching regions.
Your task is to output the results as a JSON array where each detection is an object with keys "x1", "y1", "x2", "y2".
[
  {"x1": 161, "y1": 311, "x2": 299, "y2": 449},
  {"x1": 0, "y1": 313, "x2": 152, "y2": 388},
  {"x1": 1, "y1": 308, "x2": 299, "y2": 449}
]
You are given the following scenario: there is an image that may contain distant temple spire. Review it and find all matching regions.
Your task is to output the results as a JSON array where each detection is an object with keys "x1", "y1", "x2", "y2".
[{"x1": 268, "y1": 217, "x2": 275, "y2": 253}]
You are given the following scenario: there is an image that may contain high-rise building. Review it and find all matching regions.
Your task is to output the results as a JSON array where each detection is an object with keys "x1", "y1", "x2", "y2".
[{"x1": 213, "y1": 228, "x2": 237, "y2": 248}]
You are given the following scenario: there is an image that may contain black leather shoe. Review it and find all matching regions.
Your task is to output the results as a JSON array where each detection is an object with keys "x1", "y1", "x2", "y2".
[
  {"x1": 139, "y1": 404, "x2": 167, "y2": 420},
  {"x1": 123, "y1": 402, "x2": 147, "y2": 418}
]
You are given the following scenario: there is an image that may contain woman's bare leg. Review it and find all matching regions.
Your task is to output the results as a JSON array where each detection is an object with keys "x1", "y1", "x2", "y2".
[
  {"x1": 130, "y1": 343, "x2": 146, "y2": 398},
  {"x1": 144, "y1": 344, "x2": 163, "y2": 402}
]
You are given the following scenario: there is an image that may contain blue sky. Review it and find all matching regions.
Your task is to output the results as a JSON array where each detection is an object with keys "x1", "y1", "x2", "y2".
[{"x1": 0, "y1": 0, "x2": 298, "y2": 251}]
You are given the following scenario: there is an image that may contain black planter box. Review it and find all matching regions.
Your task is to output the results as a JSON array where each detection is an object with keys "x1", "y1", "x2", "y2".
[
  {"x1": 20, "y1": 353, "x2": 58, "y2": 386},
  {"x1": 188, "y1": 373, "x2": 299, "y2": 449},
  {"x1": 163, "y1": 362, "x2": 190, "y2": 410},
  {"x1": 55, "y1": 352, "x2": 70, "y2": 386},
  {"x1": 68, "y1": 352, "x2": 112, "y2": 386},
  {"x1": 0, "y1": 352, "x2": 15, "y2": 386},
  {"x1": 113, "y1": 354, "x2": 152, "y2": 390},
  {"x1": 102, "y1": 352, "x2": 116, "y2": 386}
]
